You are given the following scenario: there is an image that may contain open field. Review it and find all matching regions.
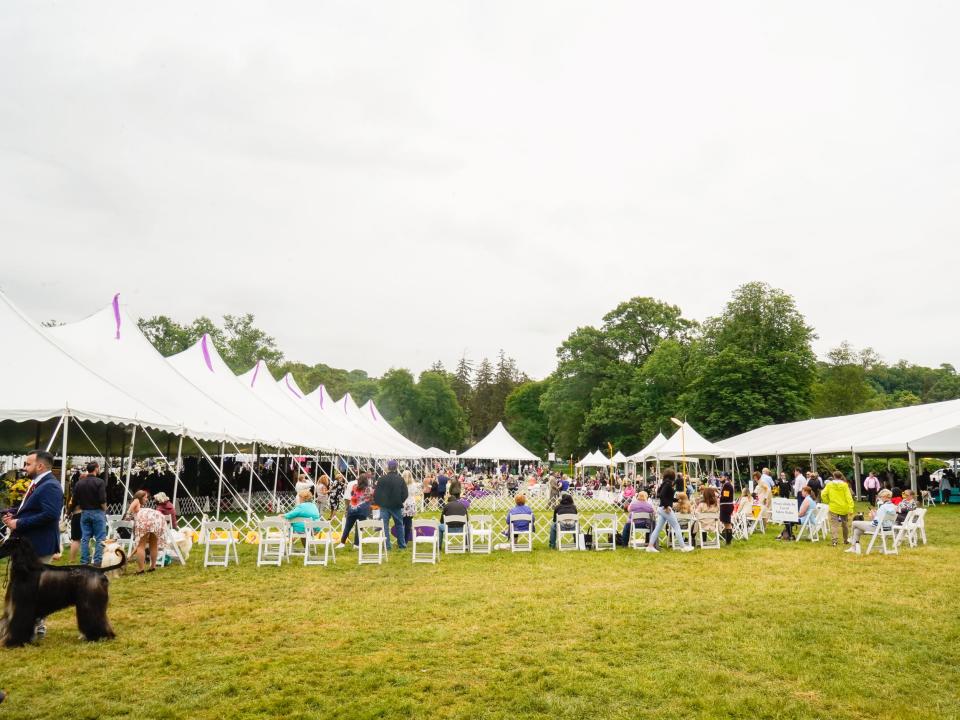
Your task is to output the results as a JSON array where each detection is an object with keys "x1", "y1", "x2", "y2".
[{"x1": 3, "y1": 506, "x2": 959, "y2": 720}]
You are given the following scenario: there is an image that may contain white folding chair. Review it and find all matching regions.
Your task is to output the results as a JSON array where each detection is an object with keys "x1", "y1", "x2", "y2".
[
  {"x1": 731, "y1": 503, "x2": 753, "y2": 540},
  {"x1": 627, "y1": 512, "x2": 652, "y2": 550},
  {"x1": 795, "y1": 504, "x2": 829, "y2": 542},
  {"x1": 412, "y1": 519, "x2": 439, "y2": 564},
  {"x1": 863, "y1": 507, "x2": 898, "y2": 555},
  {"x1": 920, "y1": 490, "x2": 936, "y2": 507},
  {"x1": 111, "y1": 520, "x2": 135, "y2": 557},
  {"x1": 509, "y1": 514, "x2": 534, "y2": 552},
  {"x1": 160, "y1": 514, "x2": 187, "y2": 566},
  {"x1": 913, "y1": 507, "x2": 928, "y2": 545},
  {"x1": 468, "y1": 514, "x2": 493, "y2": 554},
  {"x1": 357, "y1": 519, "x2": 387, "y2": 565},
  {"x1": 696, "y1": 512, "x2": 722, "y2": 549},
  {"x1": 303, "y1": 519, "x2": 336, "y2": 566},
  {"x1": 256, "y1": 519, "x2": 287, "y2": 566},
  {"x1": 670, "y1": 513, "x2": 695, "y2": 549},
  {"x1": 555, "y1": 514, "x2": 580, "y2": 552},
  {"x1": 287, "y1": 522, "x2": 308, "y2": 563},
  {"x1": 443, "y1": 520, "x2": 468, "y2": 554},
  {"x1": 203, "y1": 520, "x2": 239, "y2": 567},
  {"x1": 590, "y1": 513, "x2": 617, "y2": 551},
  {"x1": 747, "y1": 507, "x2": 768, "y2": 536}
]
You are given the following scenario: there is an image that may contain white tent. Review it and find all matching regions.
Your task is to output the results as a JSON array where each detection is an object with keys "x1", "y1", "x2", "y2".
[
  {"x1": 167, "y1": 337, "x2": 312, "y2": 449},
  {"x1": 425, "y1": 446, "x2": 452, "y2": 459},
  {"x1": 652, "y1": 422, "x2": 735, "y2": 460},
  {"x1": 47, "y1": 299, "x2": 259, "y2": 443},
  {"x1": 0, "y1": 289, "x2": 176, "y2": 432},
  {"x1": 629, "y1": 432, "x2": 667, "y2": 461},
  {"x1": 276, "y1": 375, "x2": 415, "y2": 458},
  {"x1": 459, "y1": 422, "x2": 539, "y2": 462},
  {"x1": 611, "y1": 451, "x2": 628, "y2": 464},
  {"x1": 720, "y1": 399, "x2": 960, "y2": 457},
  {"x1": 577, "y1": 450, "x2": 612, "y2": 468}
]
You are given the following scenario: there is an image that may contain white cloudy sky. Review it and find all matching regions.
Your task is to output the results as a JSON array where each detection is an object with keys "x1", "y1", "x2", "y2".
[{"x1": 1, "y1": 1, "x2": 957, "y2": 379}]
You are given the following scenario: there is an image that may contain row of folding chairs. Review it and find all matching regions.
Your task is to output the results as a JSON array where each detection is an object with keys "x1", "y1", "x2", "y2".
[{"x1": 855, "y1": 507, "x2": 929, "y2": 555}]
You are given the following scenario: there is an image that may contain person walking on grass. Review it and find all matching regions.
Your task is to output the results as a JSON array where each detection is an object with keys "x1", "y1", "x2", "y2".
[
  {"x1": 373, "y1": 460, "x2": 408, "y2": 551},
  {"x1": 646, "y1": 468, "x2": 694, "y2": 553},
  {"x1": 864, "y1": 471, "x2": 881, "y2": 506},
  {"x1": 719, "y1": 472, "x2": 736, "y2": 545},
  {"x1": 822, "y1": 470, "x2": 855, "y2": 547}
]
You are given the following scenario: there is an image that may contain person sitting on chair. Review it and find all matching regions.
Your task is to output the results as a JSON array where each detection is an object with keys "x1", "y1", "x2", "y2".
[
  {"x1": 549, "y1": 493, "x2": 578, "y2": 548},
  {"x1": 439, "y1": 488, "x2": 469, "y2": 545},
  {"x1": 153, "y1": 491, "x2": 178, "y2": 529},
  {"x1": 620, "y1": 490, "x2": 654, "y2": 545},
  {"x1": 895, "y1": 489, "x2": 917, "y2": 524},
  {"x1": 783, "y1": 485, "x2": 816, "y2": 540},
  {"x1": 847, "y1": 489, "x2": 897, "y2": 554},
  {"x1": 695, "y1": 487, "x2": 720, "y2": 543},
  {"x1": 282, "y1": 488, "x2": 321, "y2": 542},
  {"x1": 505, "y1": 494, "x2": 534, "y2": 541}
]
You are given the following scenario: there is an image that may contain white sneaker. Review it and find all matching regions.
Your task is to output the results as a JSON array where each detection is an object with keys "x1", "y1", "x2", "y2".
[
  {"x1": 680, "y1": 545, "x2": 694, "y2": 553},
  {"x1": 844, "y1": 546, "x2": 857, "y2": 553},
  {"x1": 335, "y1": 543, "x2": 345, "y2": 549},
  {"x1": 645, "y1": 546, "x2": 659, "y2": 553}
]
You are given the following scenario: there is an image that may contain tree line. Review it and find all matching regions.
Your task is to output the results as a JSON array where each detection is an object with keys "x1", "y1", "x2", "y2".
[{"x1": 137, "y1": 281, "x2": 960, "y2": 458}]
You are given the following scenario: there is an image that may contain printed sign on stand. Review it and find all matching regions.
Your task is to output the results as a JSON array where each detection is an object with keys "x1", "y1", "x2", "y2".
[{"x1": 771, "y1": 497, "x2": 799, "y2": 523}]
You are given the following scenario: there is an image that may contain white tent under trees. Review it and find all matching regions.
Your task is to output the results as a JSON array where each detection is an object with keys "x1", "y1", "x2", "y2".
[
  {"x1": 629, "y1": 432, "x2": 667, "y2": 462},
  {"x1": 720, "y1": 399, "x2": 960, "y2": 493},
  {"x1": 653, "y1": 422, "x2": 735, "y2": 461},
  {"x1": 459, "y1": 422, "x2": 539, "y2": 462}
]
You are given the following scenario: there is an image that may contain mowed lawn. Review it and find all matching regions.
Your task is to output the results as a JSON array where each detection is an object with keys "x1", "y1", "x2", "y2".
[{"x1": 4, "y1": 507, "x2": 960, "y2": 720}]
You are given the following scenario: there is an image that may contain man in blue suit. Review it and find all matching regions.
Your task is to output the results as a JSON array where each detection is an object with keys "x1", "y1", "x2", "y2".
[{"x1": 3, "y1": 449, "x2": 65, "y2": 639}]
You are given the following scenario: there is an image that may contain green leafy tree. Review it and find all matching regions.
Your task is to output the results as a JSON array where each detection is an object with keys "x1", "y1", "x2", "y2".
[
  {"x1": 220, "y1": 313, "x2": 283, "y2": 373},
  {"x1": 413, "y1": 371, "x2": 469, "y2": 449},
  {"x1": 138, "y1": 315, "x2": 222, "y2": 357},
  {"x1": 470, "y1": 358, "x2": 497, "y2": 439},
  {"x1": 451, "y1": 356, "x2": 473, "y2": 410},
  {"x1": 684, "y1": 282, "x2": 817, "y2": 438},
  {"x1": 540, "y1": 326, "x2": 617, "y2": 456},
  {"x1": 375, "y1": 369, "x2": 419, "y2": 436},
  {"x1": 630, "y1": 338, "x2": 692, "y2": 443},
  {"x1": 505, "y1": 379, "x2": 553, "y2": 457},
  {"x1": 811, "y1": 342, "x2": 883, "y2": 417}
]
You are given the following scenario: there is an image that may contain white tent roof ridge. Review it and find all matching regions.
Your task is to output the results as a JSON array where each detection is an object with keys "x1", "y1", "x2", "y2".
[
  {"x1": 653, "y1": 422, "x2": 735, "y2": 460},
  {"x1": 629, "y1": 432, "x2": 668, "y2": 461},
  {"x1": 721, "y1": 398, "x2": 960, "y2": 456},
  {"x1": 459, "y1": 421, "x2": 539, "y2": 461},
  {"x1": 0, "y1": 289, "x2": 178, "y2": 431},
  {"x1": 47, "y1": 298, "x2": 265, "y2": 442}
]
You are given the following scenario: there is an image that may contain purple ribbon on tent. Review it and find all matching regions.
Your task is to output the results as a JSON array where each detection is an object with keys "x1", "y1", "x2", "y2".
[
  {"x1": 285, "y1": 375, "x2": 301, "y2": 398},
  {"x1": 201, "y1": 334, "x2": 214, "y2": 372},
  {"x1": 318, "y1": 387, "x2": 325, "y2": 409},
  {"x1": 370, "y1": 403, "x2": 377, "y2": 421},
  {"x1": 112, "y1": 293, "x2": 121, "y2": 340},
  {"x1": 250, "y1": 361, "x2": 261, "y2": 387}
]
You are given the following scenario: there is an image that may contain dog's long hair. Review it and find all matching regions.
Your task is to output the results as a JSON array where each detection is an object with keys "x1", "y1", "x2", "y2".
[{"x1": 0, "y1": 536, "x2": 124, "y2": 647}]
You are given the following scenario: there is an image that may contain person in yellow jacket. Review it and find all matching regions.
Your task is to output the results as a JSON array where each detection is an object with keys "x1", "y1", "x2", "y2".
[{"x1": 821, "y1": 470, "x2": 855, "y2": 546}]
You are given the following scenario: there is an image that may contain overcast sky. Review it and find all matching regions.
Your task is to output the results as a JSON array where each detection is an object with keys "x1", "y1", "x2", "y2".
[{"x1": 1, "y1": 1, "x2": 957, "y2": 379}]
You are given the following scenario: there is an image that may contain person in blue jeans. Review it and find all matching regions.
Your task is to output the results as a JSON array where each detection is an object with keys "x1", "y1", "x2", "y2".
[
  {"x1": 74, "y1": 462, "x2": 108, "y2": 565},
  {"x1": 646, "y1": 469, "x2": 694, "y2": 553},
  {"x1": 337, "y1": 476, "x2": 372, "y2": 548},
  {"x1": 373, "y1": 461, "x2": 409, "y2": 550}
]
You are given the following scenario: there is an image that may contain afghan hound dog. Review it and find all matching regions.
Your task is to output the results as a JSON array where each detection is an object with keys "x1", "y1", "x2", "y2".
[{"x1": 0, "y1": 536, "x2": 125, "y2": 647}]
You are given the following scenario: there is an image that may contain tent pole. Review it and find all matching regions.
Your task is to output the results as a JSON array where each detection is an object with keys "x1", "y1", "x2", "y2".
[
  {"x1": 908, "y1": 449, "x2": 918, "y2": 494},
  {"x1": 271, "y1": 447, "x2": 280, "y2": 509},
  {"x1": 123, "y1": 424, "x2": 138, "y2": 503},
  {"x1": 852, "y1": 452, "x2": 862, "y2": 501},
  {"x1": 215, "y1": 441, "x2": 226, "y2": 520},
  {"x1": 59, "y1": 412, "x2": 70, "y2": 491},
  {"x1": 246, "y1": 442, "x2": 256, "y2": 520},
  {"x1": 43, "y1": 415, "x2": 64, "y2": 454},
  {"x1": 172, "y1": 434, "x2": 184, "y2": 510}
]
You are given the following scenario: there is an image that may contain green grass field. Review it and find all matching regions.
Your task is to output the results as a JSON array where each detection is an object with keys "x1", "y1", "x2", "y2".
[{"x1": 3, "y1": 506, "x2": 959, "y2": 720}]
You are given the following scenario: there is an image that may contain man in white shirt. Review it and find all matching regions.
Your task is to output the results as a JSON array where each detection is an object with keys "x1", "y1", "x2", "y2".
[{"x1": 792, "y1": 468, "x2": 808, "y2": 505}]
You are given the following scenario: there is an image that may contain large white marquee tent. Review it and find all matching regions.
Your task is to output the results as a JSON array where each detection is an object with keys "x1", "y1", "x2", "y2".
[{"x1": 459, "y1": 422, "x2": 539, "y2": 462}]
